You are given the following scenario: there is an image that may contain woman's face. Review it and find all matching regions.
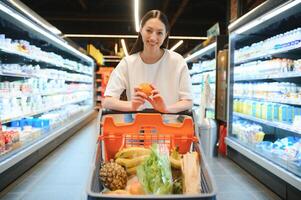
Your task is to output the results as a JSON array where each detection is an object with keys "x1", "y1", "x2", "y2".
[{"x1": 141, "y1": 18, "x2": 167, "y2": 51}]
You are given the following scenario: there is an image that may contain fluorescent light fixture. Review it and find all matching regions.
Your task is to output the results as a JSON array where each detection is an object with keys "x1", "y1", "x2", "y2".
[
  {"x1": 233, "y1": 0, "x2": 301, "y2": 34},
  {"x1": 121, "y1": 39, "x2": 129, "y2": 57},
  {"x1": 104, "y1": 55, "x2": 120, "y2": 59},
  {"x1": 0, "y1": 2, "x2": 92, "y2": 63},
  {"x1": 8, "y1": 0, "x2": 62, "y2": 35},
  {"x1": 184, "y1": 42, "x2": 216, "y2": 62},
  {"x1": 64, "y1": 34, "x2": 207, "y2": 40},
  {"x1": 170, "y1": 40, "x2": 183, "y2": 51},
  {"x1": 134, "y1": 0, "x2": 139, "y2": 32},
  {"x1": 114, "y1": 43, "x2": 118, "y2": 55},
  {"x1": 104, "y1": 59, "x2": 121, "y2": 63},
  {"x1": 170, "y1": 36, "x2": 207, "y2": 40}
]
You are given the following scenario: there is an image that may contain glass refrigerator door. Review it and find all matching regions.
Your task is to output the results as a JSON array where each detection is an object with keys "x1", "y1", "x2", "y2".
[
  {"x1": 188, "y1": 42, "x2": 217, "y2": 120},
  {"x1": 227, "y1": 0, "x2": 301, "y2": 191}
]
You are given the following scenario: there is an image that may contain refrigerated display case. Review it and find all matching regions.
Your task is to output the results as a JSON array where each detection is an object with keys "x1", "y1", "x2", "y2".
[
  {"x1": 186, "y1": 36, "x2": 227, "y2": 157},
  {"x1": 186, "y1": 36, "x2": 227, "y2": 121},
  {"x1": 226, "y1": 0, "x2": 301, "y2": 199},
  {"x1": 0, "y1": 1, "x2": 95, "y2": 191}
]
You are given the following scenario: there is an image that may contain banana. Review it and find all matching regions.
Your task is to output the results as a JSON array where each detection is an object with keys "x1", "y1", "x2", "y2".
[
  {"x1": 170, "y1": 147, "x2": 182, "y2": 169},
  {"x1": 170, "y1": 156, "x2": 182, "y2": 169},
  {"x1": 126, "y1": 166, "x2": 137, "y2": 176},
  {"x1": 115, "y1": 147, "x2": 151, "y2": 159},
  {"x1": 115, "y1": 155, "x2": 149, "y2": 168}
]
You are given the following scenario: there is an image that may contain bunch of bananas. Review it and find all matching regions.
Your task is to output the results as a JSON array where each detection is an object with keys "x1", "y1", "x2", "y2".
[{"x1": 115, "y1": 147, "x2": 151, "y2": 175}]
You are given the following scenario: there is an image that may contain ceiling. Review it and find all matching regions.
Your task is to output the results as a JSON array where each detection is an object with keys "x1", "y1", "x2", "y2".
[{"x1": 20, "y1": 0, "x2": 229, "y2": 62}]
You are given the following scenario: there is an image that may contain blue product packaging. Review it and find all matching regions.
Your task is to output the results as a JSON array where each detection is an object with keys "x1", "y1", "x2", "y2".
[
  {"x1": 267, "y1": 103, "x2": 273, "y2": 121},
  {"x1": 25, "y1": 118, "x2": 33, "y2": 126},
  {"x1": 252, "y1": 101, "x2": 257, "y2": 117},
  {"x1": 19, "y1": 118, "x2": 27, "y2": 129},
  {"x1": 42, "y1": 119, "x2": 50, "y2": 132},
  {"x1": 295, "y1": 107, "x2": 301, "y2": 116},
  {"x1": 273, "y1": 104, "x2": 279, "y2": 121},
  {"x1": 287, "y1": 106, "x2": 293, "y2": 124},
  {"x1": 281, "y1": 105, "x2": 288, "y2": 123},
  {"x1": 33, "y1": 118, "x2": 42, "y2": 128},
  {"x1": 10, "y1": 120, "x2": 20, "y2": 127}
]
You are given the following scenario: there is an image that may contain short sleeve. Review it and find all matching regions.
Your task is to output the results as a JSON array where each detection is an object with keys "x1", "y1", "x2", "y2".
[
  {"x1": 178, "y1": 60, "x2": 193, "y2": 100},
  {"x1": 104, "y1": 59, "x2": 128, "y2": 98}
]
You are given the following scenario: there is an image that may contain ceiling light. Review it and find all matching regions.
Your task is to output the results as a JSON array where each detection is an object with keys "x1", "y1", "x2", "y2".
[
  {"x1": 184, "y1": 42, "x2": 216, "y2": 62},
  {"x1": 104, "y1": 55, "x2": 120, "y2": 59},
  {"x1": 114, "y1": 43, "x2": 118, "y2": 55},
  {"x1": 134, "y1": 0, "x2": 139, "y2": 32},
  {"x1": 104, "y1": 59, "x2": 121, "y2": 63},
  {"x1": 121, "y1": 39, "x2": 129, "y2": 57},
  {"x1": 63, "y1": 34, "x2": 207, "y2": 40},
  {"x1": 170, "y1": 40, "x2": 183, "y2": 51}
]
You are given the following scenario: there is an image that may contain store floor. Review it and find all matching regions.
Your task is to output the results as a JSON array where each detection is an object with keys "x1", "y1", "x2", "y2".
[{"x1": 0, "y1": 113, "x2": 281, "y2": 200}]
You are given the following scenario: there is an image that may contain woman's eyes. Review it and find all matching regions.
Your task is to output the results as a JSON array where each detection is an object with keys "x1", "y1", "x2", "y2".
[{"x1": 146, "y1": 29, "x2": 164, "y2": 36}]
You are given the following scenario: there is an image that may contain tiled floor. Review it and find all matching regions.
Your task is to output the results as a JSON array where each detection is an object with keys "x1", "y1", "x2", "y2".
[{"x1": 0, "y1": 114, "x2": 281, "y2": 200}]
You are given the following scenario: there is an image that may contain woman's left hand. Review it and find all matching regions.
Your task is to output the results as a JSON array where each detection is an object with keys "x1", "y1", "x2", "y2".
[{"x1": 146, "y1": 85, "x2": 168, "y2": 113}]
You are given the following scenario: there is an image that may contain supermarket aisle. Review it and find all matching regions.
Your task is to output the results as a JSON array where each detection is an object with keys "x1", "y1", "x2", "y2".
[
  {"x1": 206, "y1": 157, "x2": 281, "y2": 200},
  {"x1": 0, "y1": 113, "x2": 280, "y2": 200}
]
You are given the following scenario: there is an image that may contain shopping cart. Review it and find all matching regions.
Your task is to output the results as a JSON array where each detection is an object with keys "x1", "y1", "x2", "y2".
[{"x1": 87, "y1": 109, "x2": 217, "y2": 200}]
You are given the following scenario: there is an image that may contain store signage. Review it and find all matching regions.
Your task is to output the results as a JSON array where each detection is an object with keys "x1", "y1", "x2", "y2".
[{"x1": 207, "y1": 23, "x2": 220, "y2": 37}]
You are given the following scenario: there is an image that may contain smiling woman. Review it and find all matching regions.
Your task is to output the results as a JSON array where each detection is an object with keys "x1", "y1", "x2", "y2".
[{"x1": 102, "y1": 10, "x2": 193, "y2": 113}]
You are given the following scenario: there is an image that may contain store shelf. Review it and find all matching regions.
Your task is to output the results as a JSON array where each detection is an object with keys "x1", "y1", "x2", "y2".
[
  {"x1": 234, "y1": 96, "x2": 301, "y2": 106},
  {"x1": 190, "y1": 68, "x2": 216, "y2": 76},
  {"x1": 0, "y1": 109, "x2": 94, "y2": 174},
  {"x1": 225, "y1": 137, "x2": 301, "y2": 191},
  {"x1": 234, "y1": 41, "x2": 301, "y2": 65},
  {"x1": 0, "y1": 70, "x2": 92, "y2": 83},
  {"x1": 0, "y1": 89, "x2": 91, "y2": 98},
  {"x1": 1, "y1": 97, "x2": 90, "y2": 124},
  {"x1": 233, "y1": 112, "x2": 301, "y2": 134},
  {"x1": 234, "y1": 71, "x2": 301, "y2": 81},
  {"x1": 0, "y1": 47, "x2": 91, "y2": 76}
]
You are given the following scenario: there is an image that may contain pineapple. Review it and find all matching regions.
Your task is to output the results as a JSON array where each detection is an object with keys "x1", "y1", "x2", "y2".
[{"x1": 99, "y1": 159, "x2": 127, "y2": 191}]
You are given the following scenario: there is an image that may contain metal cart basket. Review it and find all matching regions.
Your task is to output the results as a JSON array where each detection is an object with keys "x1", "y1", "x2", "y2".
[{"x1": 87, "y1": 109, "x2": 217, "y2": 200}]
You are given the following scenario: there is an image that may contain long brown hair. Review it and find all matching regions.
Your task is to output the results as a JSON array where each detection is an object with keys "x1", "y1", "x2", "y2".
[{"x1": 130, "y1": 10, "x2": 170, "y2": 55}]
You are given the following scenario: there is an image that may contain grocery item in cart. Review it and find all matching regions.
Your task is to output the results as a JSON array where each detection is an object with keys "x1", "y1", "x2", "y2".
[{"x1": 87, "y1": 110, "x2": 217, "y2": 199}]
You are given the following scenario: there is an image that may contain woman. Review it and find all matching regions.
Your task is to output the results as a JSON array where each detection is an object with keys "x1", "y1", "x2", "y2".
[{"x1": 103, "y1": 10, "x2": 192, "y2": 113}]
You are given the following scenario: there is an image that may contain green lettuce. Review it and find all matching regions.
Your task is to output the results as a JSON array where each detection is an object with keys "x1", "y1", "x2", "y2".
[{"x1": 137, "y1": 144, "x2": 172, "y2": 194}]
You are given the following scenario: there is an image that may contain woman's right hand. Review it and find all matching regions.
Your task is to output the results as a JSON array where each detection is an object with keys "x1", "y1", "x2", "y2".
[{"x1": 131, "y1": 87, "x2": 148, "y2": 111}]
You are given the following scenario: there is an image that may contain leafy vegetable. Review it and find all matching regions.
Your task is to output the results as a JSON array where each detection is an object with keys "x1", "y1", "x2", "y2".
[{"x1": 137, "y1": 144, "x2": 172, "y2": 194}]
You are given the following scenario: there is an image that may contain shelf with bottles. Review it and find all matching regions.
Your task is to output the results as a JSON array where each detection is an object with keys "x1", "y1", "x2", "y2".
[
  {"x1": 0, "y1": 64, "x2": 93, "y2": 83},
  {"x1": 228, "y1": 1, "x2": 301, "y2": 194},
  {"x1": 0, "y1": 94, "x2": 92, "y2": 123},
  {"x1": 233, "y1": 81, "x2": 301, "y2": 106},
  {"x1": 0, "y1": 39, "x2": 92, "y2": 76},
  {"x1": 229, "y1": 117, "x2": 301, "y2": 177},
  {"x1": 233, "y1": 111, "x2": 301, "y2": 135},
  {"x1": 0, "y1": 104, "x2": 93, "y2": 161},
  {"x1": 234, "y1": 34, "x2": 301, "y2": 66},
  {"x1": 234, "y1": 58, "x2": 301, "y2": 81}
]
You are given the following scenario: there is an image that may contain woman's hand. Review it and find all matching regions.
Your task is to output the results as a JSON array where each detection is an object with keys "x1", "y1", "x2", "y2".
[
  {"x1": 131, "y1": 87, "x2": 148, "y2": 111},
  {"x1": 145, "y1": 85, "x2": 168, "y2": 113}
]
